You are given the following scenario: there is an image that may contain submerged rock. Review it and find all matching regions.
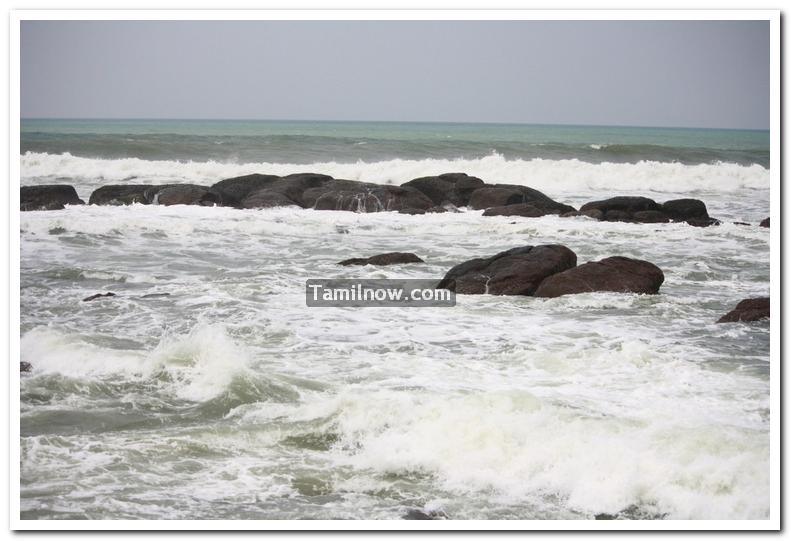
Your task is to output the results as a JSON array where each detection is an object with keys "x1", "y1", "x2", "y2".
[
  {"x1": 338, "y1": 252, "x2": 425, "y2": 266},
  {"x1": 437, "y1": 245, "x2": 577, "y2": 295},
  {"x1": 82, "y1": 292, "x2": 117, "y2": 302},
  {"x1": 403, "y1": 509, "x2": 448, "y2": 520},
  {"x1": 401, "y1": 172, "x2": 485, "y2": 207},
  {"x1": 534, "y1": 256, "x2": 664, "y2": 297},
  {"x1": 21, "y1": 185, "x2": 84, "y2": 211},
  {"x1": 717, "y1": 297, "x2": 769, "y2": 323}
]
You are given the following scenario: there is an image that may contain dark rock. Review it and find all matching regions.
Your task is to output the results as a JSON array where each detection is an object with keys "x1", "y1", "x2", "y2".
[
  {"x1": 603, "y1": 210, "x2": 634, "y2": 222},
  {"x1": 306, "y1": 180, "x2": 433, "y2": 212},
  {"x1": 661, "y1": 199, "x2": 709, "y2": 221},
  {"x1": 155, "y1": 184, "x2": 222, "y2": 206},
  {"x1": 632, "y1": 210, "x2": 670, "y2": 223},
  {"x1": 426, "y1": 206, "x2": 448, "y2": 213},
  {"x1": 468, "y1": 184, "x2": 575, "y2": 214},
  {"x1": 140, "y1": 293, "x2": 171, "y2": 298},
  {"x1": 580, "y1": 196, "x2": 661, "y2": 214},
  {"x1": 403, "y1": 509, "x2": 448, "y2": 520},
  {"x1": 241, "y1": 189, "x2": 300, "y2": 209},
  {"x1": 21, "y1": 185, "x2": 84, "y2": 211},
  {"x1": 580, "y1": 209, "x2": 605, "y2": 220},
  {"x1": 482, "y1": 203, "x2": 563, "y2": 218},
  {"x1": 534, "y1": 256, "x2": 664, "y2": 297},
  {"x1": 398, "y1": 207, "x2": 426, "y2": 215},
  {"x1": 82, "y1": 292, "x2": 117, "y2": 302},
  {"x1": 20, "y1": 361, "x2": 32, "y2": 373},
  {"x1": 686, "y1": 217, "x2": 721, "y2": 228},
  {"x1": 262, "y1": 173, "x2": 334, "y2": 207},
  {"x1": 560, "y1": 211, "x2": 579, "y2": 218},
  {"x1": 89, "y1": 185, "x2": 160, "y2": 206},
  {"x1": 338, "y1": 252, "x2": 425, "y2": 266},
  {"x1": 401, "y1": 172, "x2": 485, "y2": 207},
  {"x1": 437, "y1": 245, "x2": 577, "y2": 295},
  {"x1": 733, "y1": 222, "x2": 751, "y2": 226},
  {"x1": 717, "y1": 297, "x2": 769, "y2": 323},
  {"x1": 760, "y1": 217, "x2": 770, "y2": 228},
  {"x1": 210, "y1": 173, "x2": 281, "y2": 207}
]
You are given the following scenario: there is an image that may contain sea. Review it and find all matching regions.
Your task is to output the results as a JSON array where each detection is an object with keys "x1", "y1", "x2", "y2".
[{"x1": 19, "y1": 119, "x2": 771, "y2": 520}]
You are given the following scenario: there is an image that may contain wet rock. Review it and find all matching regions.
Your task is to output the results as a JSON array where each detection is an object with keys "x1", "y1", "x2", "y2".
[
  {"x1": 21, "y1": 185, "x2": 84, "y2": 211},
  {"x1": 426, "y1": 206, "x2": 448, "y2": 213},
  {"x1": 717, "y1": 297, "x2": 769, "y2": 323},
  {"x1": 240, "y1": 189, "x2": 300, "y2": 209},
  {"x1": 401, "y1": 172, "x2": 485, "y2": 207},
  {"x1": 82, "y1": 292, "x2": 117, "y2": 302},
  {"x1": 580, "y1": 196, "x2": 661, "y2": 214},
  {"x1": 398, "y1": 207, "x2": 427, "y2": 215},
  {"x1": 89, "y1": 185, "x2": 160, "y2": 205},
  {"x1": 437, "y1": 245, "x2": 577, "y2": 296},
  {"x1": 20, "y1": 361, "x2": 32, "y2": 373},
  {"x1": 468, "y1": 184, "x2": 575, "y2": 214},
  {"x1": 760, "y1": 217, "x2": 770, "y2": 228},
  {"x1": 603, "y1": 210, "x2": 634, "y2": 222},
  {"x1": 154, "y1": 184, "x2": 222, "y2": 206},
  {"x1": 482, "y1": 203, "x2": 563, "y2": 218},
  {"x1": 580, "y1": 209, "x2": 604, "y2": 220},
  {"x1": 210, "y1": 173, "x2": 281, "y2": 207},
  {"x1": 306, "y1": 180, "x2": 433, "y2": 212},
  {"x1": 632, "y1": 210, "x2": 670, "y2": 223},
  {"x1": 338, "y1": 252, "x2": 425, "y2": 266},
  {"x1": 733, "y1": 222, "x2": 751, "y2": 226},
  {"x1": 403, "y1": 509, "x2": 448, "y2": 520},
  {"x1": 262, "y1": 173, "x2": 335, "y2": 207},
  {"x1": 661, "y1": 198, "x2": 709, "y2": 221},
  {"x1": 686, "y1": 217, "x2": 721, "y2": 228},
  {"x1": 534, "y1": 256, "x2": 664, "y2": 297}
]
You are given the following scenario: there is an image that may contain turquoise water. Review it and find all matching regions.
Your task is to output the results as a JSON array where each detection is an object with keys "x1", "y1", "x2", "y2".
[{"x1": 21, "y1": 119, "x2": 769, "y2": 166}]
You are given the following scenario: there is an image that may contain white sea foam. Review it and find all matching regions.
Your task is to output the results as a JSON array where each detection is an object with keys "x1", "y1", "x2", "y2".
[{"x1": 21, "y1": 151, "x2": 769, "y2": 197}]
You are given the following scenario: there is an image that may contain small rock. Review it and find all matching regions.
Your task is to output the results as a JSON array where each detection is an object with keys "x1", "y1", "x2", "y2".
[
  {"x1": 82, "y1": 292, "x2": 117, "y2": 302},
  {"x1": 20, "y1": 362, "x2": 32, "y2": 373},
  {"x1": 403, "y1": 509, "x2": 448, "y2": 520},
  {"x1": 338, "y1": 252, "x2": 425, "y2": 266},
  {"x1": 760, "y1": 217, "x2": 770, "y2": 228}
]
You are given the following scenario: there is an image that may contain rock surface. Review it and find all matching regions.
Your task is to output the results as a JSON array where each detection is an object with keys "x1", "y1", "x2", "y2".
[
  {"x1": 210, "y1": 174, "x2": 282, "y2": 207},
  {"x1": 21, "y1": 185, "x2": 84, "y2": 211},
  {"x1": 533, "y1": 256, "x2": 664, "y2": 297},
  {"x1": 154, "y1": 184, "x2": 222, "y2": 206},
  {"x1": 467, "y1": 184, "x2": 575, "y2": 214},
  {"x1": 580, "y1": 196, "x2": 661, "y2": 214},
  {"x1": 338, "y1": 252, "x2": 425, "y2": 266},
  {"x1": 241, "y1": 189, "x2": 300, "y2": 209},
  {"x1": 437, "y1": 245, "x2": 577, "y2": 295},
  {"x1": 20, "y1": 361, "x2": 32, "y2": 373},
  {"x1": 89, "y1": 185, "x2": 160, "y2": 205},
  {"x1": 661, "y1": 198, "x2": 709, "y2": 221},
  {"x1": 760, "y1": 217, "x2": 770, "y2": 228},
  {"x1": 717, "y1": 297, "x2": 769, "y2": 323},
  {"x1": 482, "y1": 203, "x2": 564, "y2": 218},
  {"x1": 401, "y1": 173, "x2": 485, "y2": 207},
  {"x1": 83, "y1": 292, "x2": 117, "y2": 302}
]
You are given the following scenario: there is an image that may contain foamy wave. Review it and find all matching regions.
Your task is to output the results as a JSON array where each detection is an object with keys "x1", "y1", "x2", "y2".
[{"x1": 20, "y1": 151, "x2": 769, "y2": 196}]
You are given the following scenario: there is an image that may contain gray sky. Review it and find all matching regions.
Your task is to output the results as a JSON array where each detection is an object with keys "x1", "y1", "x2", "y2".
[{"x1": 21, "y1": 20, "x2": 769, "y2": 129}]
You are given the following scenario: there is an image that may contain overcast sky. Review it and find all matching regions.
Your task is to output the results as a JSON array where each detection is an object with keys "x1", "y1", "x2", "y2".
[{"x1": 20, "y1": 20, "x2": 769, "y2": 129}]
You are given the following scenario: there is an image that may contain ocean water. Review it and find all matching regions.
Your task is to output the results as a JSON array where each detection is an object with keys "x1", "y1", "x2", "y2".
[{"x1": 19, "y1": 120, "x2": 771, "y2": 520}]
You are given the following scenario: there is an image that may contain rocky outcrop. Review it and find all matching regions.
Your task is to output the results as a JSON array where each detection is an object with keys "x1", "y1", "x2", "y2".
[
  {"x1": 717, "y1": 297, "x2": 769, "y2": 323},
  {"x1": 21, "y1": 185, "x2": 84, "y2": 211},
  {"x1": 306, "y1": 180, "x2": 433, "y2": 212},
  {"x1": 437, "y1": 245, "x2": 577, "y2": 295},
  {"x1": 467, "y1": 184, "x2": 575, "y2": 214},
  {"x1": 88, "y1": 185, "x2": 160, "y2": 205},
  {"x1": 482, "y1": 202, "x2": 565, "y2": 218},
  {"x1": 760, "y1": 217, "x2": 770, "y2": 228},
  {"x1": 580, "y1": 196, "x2": 661, "y2": 215},
  {"x1": 210, "y1": 173, "x2": 281, "y2": 207},
  {"x1": 241, "y1": 190, "x2": 300, "y2": 209},
  {"x1": 155, "y1": 184, "x2": 222, "y2": 206},
  {"x1": 338, "y1": 252, "x2": 425, "y2": 266},
  {"x1": 401, "y1": 173, "x2": 485, "y2": 207},
  {"x1": 661, "y1": 199, "x2": 710, "y2": 221},
  {"x1": 577, "y1": 196, "x2": 719, "y2": 226},
  {"x1": 533, "y1": 256, "x2": 664, "y2": 297}
]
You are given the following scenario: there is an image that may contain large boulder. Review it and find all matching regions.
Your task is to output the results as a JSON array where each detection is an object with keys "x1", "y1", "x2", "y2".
[
  {"x1": 437, "y1": 245, "x2": 577, "y2": 295},
  {"x1": 468, "y1": 184, "x2": 575, "y2": 214},
  {"x1": 401, "y1": 173, "x2": 485, "y2": 207},
  {"x1": 482, "y1": 203, "x2": 563, "y2": 218},
  {"x1": 338, "y1": 252, "x2": 425, "y2": 266},
  {"x1": 305, "y1": 180, "x2": 433, "y2": 212},
  {"x1": 580, "y1": 196, "x2": 661, "y2": 214},
  {"x1": 88, "y1": 185, "x2": 160, "y2": 205},
  {"x1": 261, "y1": 173, "x2": 334, "y2": 207},
  {"x1": 21, "y1": 185, "x2": 84, "y2": 210},
  {"x1": 717, "y1": 297, "x2": 769, "y2": 323},
  {"x1": 241, "y1": 190, "x2": 300, "y2": 209},
  {"x1": 154, "y1": 184, "x2": 222, "y2": 206},
  {"x1": 661, "y1": 199, "x2": 709, "y2": 221},
  {"x1": 534, "y1": 256, "x2": 664, "y2": 297},
  {"x1": 210, "y1": 173, "x2": 281, "y2": 207}
]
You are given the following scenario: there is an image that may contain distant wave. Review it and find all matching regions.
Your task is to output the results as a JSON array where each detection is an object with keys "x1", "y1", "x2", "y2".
[{"x1": 20, "y1": 151, "x2": 770, "y2": 196}]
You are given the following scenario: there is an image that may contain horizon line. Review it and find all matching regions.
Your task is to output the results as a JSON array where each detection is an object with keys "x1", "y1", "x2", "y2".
[{"x1": 19, "y1": 116, "x2": 769, "y2": 132}]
